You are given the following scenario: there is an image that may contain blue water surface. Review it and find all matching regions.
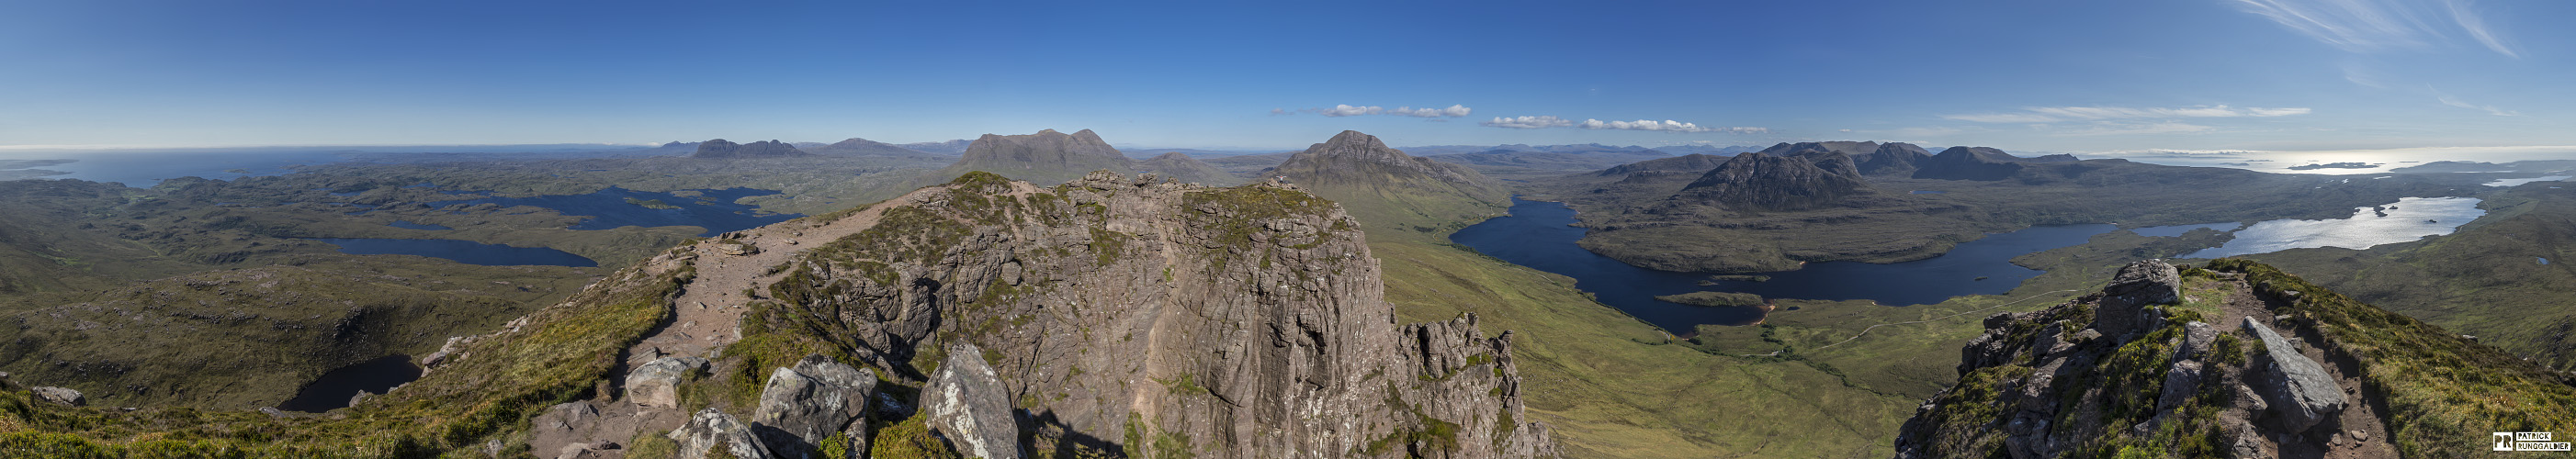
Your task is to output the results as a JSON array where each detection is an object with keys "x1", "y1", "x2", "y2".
[
  {"x1": 428, "y1": 187, "x2": 798, "y2": 236},
  {"x1": 1451, "y1": 197, "x2": 2113, "y2": 332},
  {"x1": 312, "y1": 238, "x2": 596, "y2": 267}
]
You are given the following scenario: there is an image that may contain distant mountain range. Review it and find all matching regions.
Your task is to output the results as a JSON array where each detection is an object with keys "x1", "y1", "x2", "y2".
[{"x1": 1269, "y1": 130, "x2": 1510, "y2": 235}]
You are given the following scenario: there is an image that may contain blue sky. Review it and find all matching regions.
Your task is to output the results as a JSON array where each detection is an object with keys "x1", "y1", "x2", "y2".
[{"x1": 3, "y1": 0, "x2": 2569, "y2": 153}]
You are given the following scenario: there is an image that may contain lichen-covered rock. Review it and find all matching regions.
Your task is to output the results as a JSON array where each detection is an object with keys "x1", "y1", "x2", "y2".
[
  {"x1": 751, "y1": 355, "x2": 877, "y2": 459},
  {"x1": 921, "y1": 343, "x2": 1019, "y2": 459},
  {"x1": 529, "y1": 400, "x2": 603, "y2": 458},
  {"x1": 627, "y1": 356, "x2": 708, "y2": 409},
  {"x1": 31, "y1": 386, "x2": 83, "y2": 407},
  {"x1": 669, "y1": 408, "x2": 774, "y2": 459},
  {"x1": 2241, "y1": 317, "x2": 2345, "y2": 431}
]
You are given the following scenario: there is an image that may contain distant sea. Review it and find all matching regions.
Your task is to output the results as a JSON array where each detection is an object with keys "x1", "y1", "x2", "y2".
[{"x1": 2096, "y1": 146, "x2": 2576, "y2": 174}]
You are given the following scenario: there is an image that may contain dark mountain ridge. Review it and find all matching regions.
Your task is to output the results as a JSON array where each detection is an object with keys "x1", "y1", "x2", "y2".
[{"x1": 692, "y1": 139, "x2": 812, "y2": 159}]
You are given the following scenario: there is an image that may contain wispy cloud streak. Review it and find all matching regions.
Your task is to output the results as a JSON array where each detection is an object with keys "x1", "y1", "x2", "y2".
[{"x1": 2229, "y1": 0, "x2": 2518, "y2": 57}]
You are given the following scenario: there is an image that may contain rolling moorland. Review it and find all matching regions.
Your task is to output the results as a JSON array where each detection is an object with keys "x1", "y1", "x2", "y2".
[{"x1": 0, "y1": 131, "x2": 2568, "y2": 458}]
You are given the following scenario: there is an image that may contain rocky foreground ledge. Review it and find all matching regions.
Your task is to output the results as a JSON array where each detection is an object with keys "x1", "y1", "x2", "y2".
[{"x1": 1895, "y1": 259, "x2": 2576, "y2": 458}]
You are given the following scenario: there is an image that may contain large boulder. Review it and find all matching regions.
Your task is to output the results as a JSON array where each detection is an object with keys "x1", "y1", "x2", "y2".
[
  {"x1": 2241, "y1": 318, "x2": 2345, "y2": 431},
  {"x1": 670, "y1": 408, "x2": 775, "y2": 459},
  {"x1": 627, "y1": 356, "x2": 709, "y2": 409},
  {"x1": 31, "y1": 386, "x2": 83, "y2": 407},
  {"x1": 751, "y1": 355, "x2": 879, "y2": 459},
  {"x1": 921, "y1": 343, "x2": 1020, "y2": 459},
  {"x1": 528, "y1": 400, "x2": 603, "y2": 459},
  {"x1": 2096, "y1": 261, "x2": 2183, "y2": 338}
]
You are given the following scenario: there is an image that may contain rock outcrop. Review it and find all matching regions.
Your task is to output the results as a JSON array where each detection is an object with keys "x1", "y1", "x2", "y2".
[
  {"x1": 738, "y1": 170, "x2": 1556, "y2": 458},
  {"x1": 751, "y1": 355, "x2": 878, "y2": 459},
  {"x1": 694, "y1": 139, "x2": 813, "y2": 159},
  {"x1": 671, "y1": 408, "x2": 776, "y2": 459},
  {"x1": 921, "y1": 343, "x2": 1020, "y2": 459},
  {"x1": 31, "y1": 386, "x2": 83, "y2": 407},
  {"x1": 627, "y1": 356, "x2": 708, "y2": 409},
  {"x1": 2241, "y1": 318, "x2": 2346, "y2": 431},
  {"x1": 1896, "y1": 260, "x2": 2395, "y2": 459},
  {"x1": 932, "y1": 129, "x2": 1135, "y2": 185},
  {"x1": 1678, "y1": 151, "x2": 1873, "y2": 212}
]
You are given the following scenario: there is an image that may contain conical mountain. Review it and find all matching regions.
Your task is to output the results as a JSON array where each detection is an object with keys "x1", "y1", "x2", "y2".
[
  {"x1": 1270, "y1": 130, "x2": 1509, "y2": 236},
  {"x1": 1680, "y1": 151, "x2": 1872, "y2": 212},
  {"x1": 1135, "y1": 151, "x2": 1242, "y2": 185},
  {"x1": 932, "y1": 129, "x2": 1134, "y2": 185}
]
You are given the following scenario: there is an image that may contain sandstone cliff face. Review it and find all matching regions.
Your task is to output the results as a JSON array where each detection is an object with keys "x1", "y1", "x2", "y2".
[
  {"x1": 935, "y1": 129, "x2": 1136, "y2": 185},
  {"x1": 1678, "y1": 151, "x2": 1872, "y2": 212},
  {"x1": 695, "y1": 139, "x2": 814, "y2": 159},
  {"x1": 741, "y1": 171, "x2": 1555, "y2": 458}
]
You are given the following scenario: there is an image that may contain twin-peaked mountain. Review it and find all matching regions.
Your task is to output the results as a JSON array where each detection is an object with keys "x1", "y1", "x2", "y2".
[{"x1": 1679, "y1": 150, "x2": 1874, "y2": 212}]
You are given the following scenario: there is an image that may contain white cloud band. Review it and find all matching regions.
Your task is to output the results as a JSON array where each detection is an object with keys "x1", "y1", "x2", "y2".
[{"x1": 1480, "y1": 115, "x2": 1766, "y2": 133}]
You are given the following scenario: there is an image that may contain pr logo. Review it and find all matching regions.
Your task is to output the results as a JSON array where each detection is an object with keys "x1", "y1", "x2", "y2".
[{"x1": 2496, "y1": 431, "x2": 2573, "y2": 452}]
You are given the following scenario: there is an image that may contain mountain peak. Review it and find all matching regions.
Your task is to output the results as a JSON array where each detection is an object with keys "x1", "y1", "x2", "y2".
[
  {"x1": 935, "y1": 129, "x2": 1134, "y2": 185},
  {"x1": 691, "y1": 139, "x2": 811, "y2": 159},
  {"x1": 1681, "y1": 151, "x2": 1871, "y2": 211}
]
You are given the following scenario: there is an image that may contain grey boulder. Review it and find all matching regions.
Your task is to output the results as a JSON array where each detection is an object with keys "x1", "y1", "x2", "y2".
[
  {"x1": 31, "y1": 386, "x2": 84, "y2": 407},
  {"x1": 670, "y1": 408, "x2": 775, "y2": 459},
  {"x1": 2241, "y1": 318, "x2": 2345, "y2": 431},
  {"x1": 921, "y1": 343, "x2": 1020, "y2": 459},
  {"x1": 2096, "y1": 261, "x2": 2183, "y2": 338},
  {"x1": 627, "y1": 356, "x2": 709, "y2": 409},
  {"x1": 752, "y1": 355, "x2": 879, "y2": 459}
]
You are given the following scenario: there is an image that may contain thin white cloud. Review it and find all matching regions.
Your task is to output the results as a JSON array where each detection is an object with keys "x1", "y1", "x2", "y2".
[
  {"x1": 1289, "y1": 104, "x2": 1474, "y2": 118},
  {"x1": 2444, "y1": 0, "x2": 2518, "y2": 58},
  {"x1": 2057, "y1": 121, "x2": 2218, "y2": 136},
  {"x1": 1481, "y1": 116, "x2": 1574, "y2": 129},
  {"x1": 1942, "y1": 105, "x2": 2311, "y2": 123},
  {"x1": 1386, "y1": 105, "x2": 1473, "y2": 118},
  {"x1": 2435, "y1": 93, "x2": 2519, "y2": 117},
  {"x1": 1481, "y1": 115, "x2": 1766, "y2": 133},
  {"x1": 2229, "y1": 0, "x2": 2519, "y2": 58}
]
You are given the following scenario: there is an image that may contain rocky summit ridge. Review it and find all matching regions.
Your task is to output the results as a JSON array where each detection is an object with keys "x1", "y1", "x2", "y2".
[
  {"x1": 1895, "y1": 259, "x2": 2576, "y2": 458},
  {"x1": 545, "y1": 170, "x2": 1558, "y2": 458}
]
